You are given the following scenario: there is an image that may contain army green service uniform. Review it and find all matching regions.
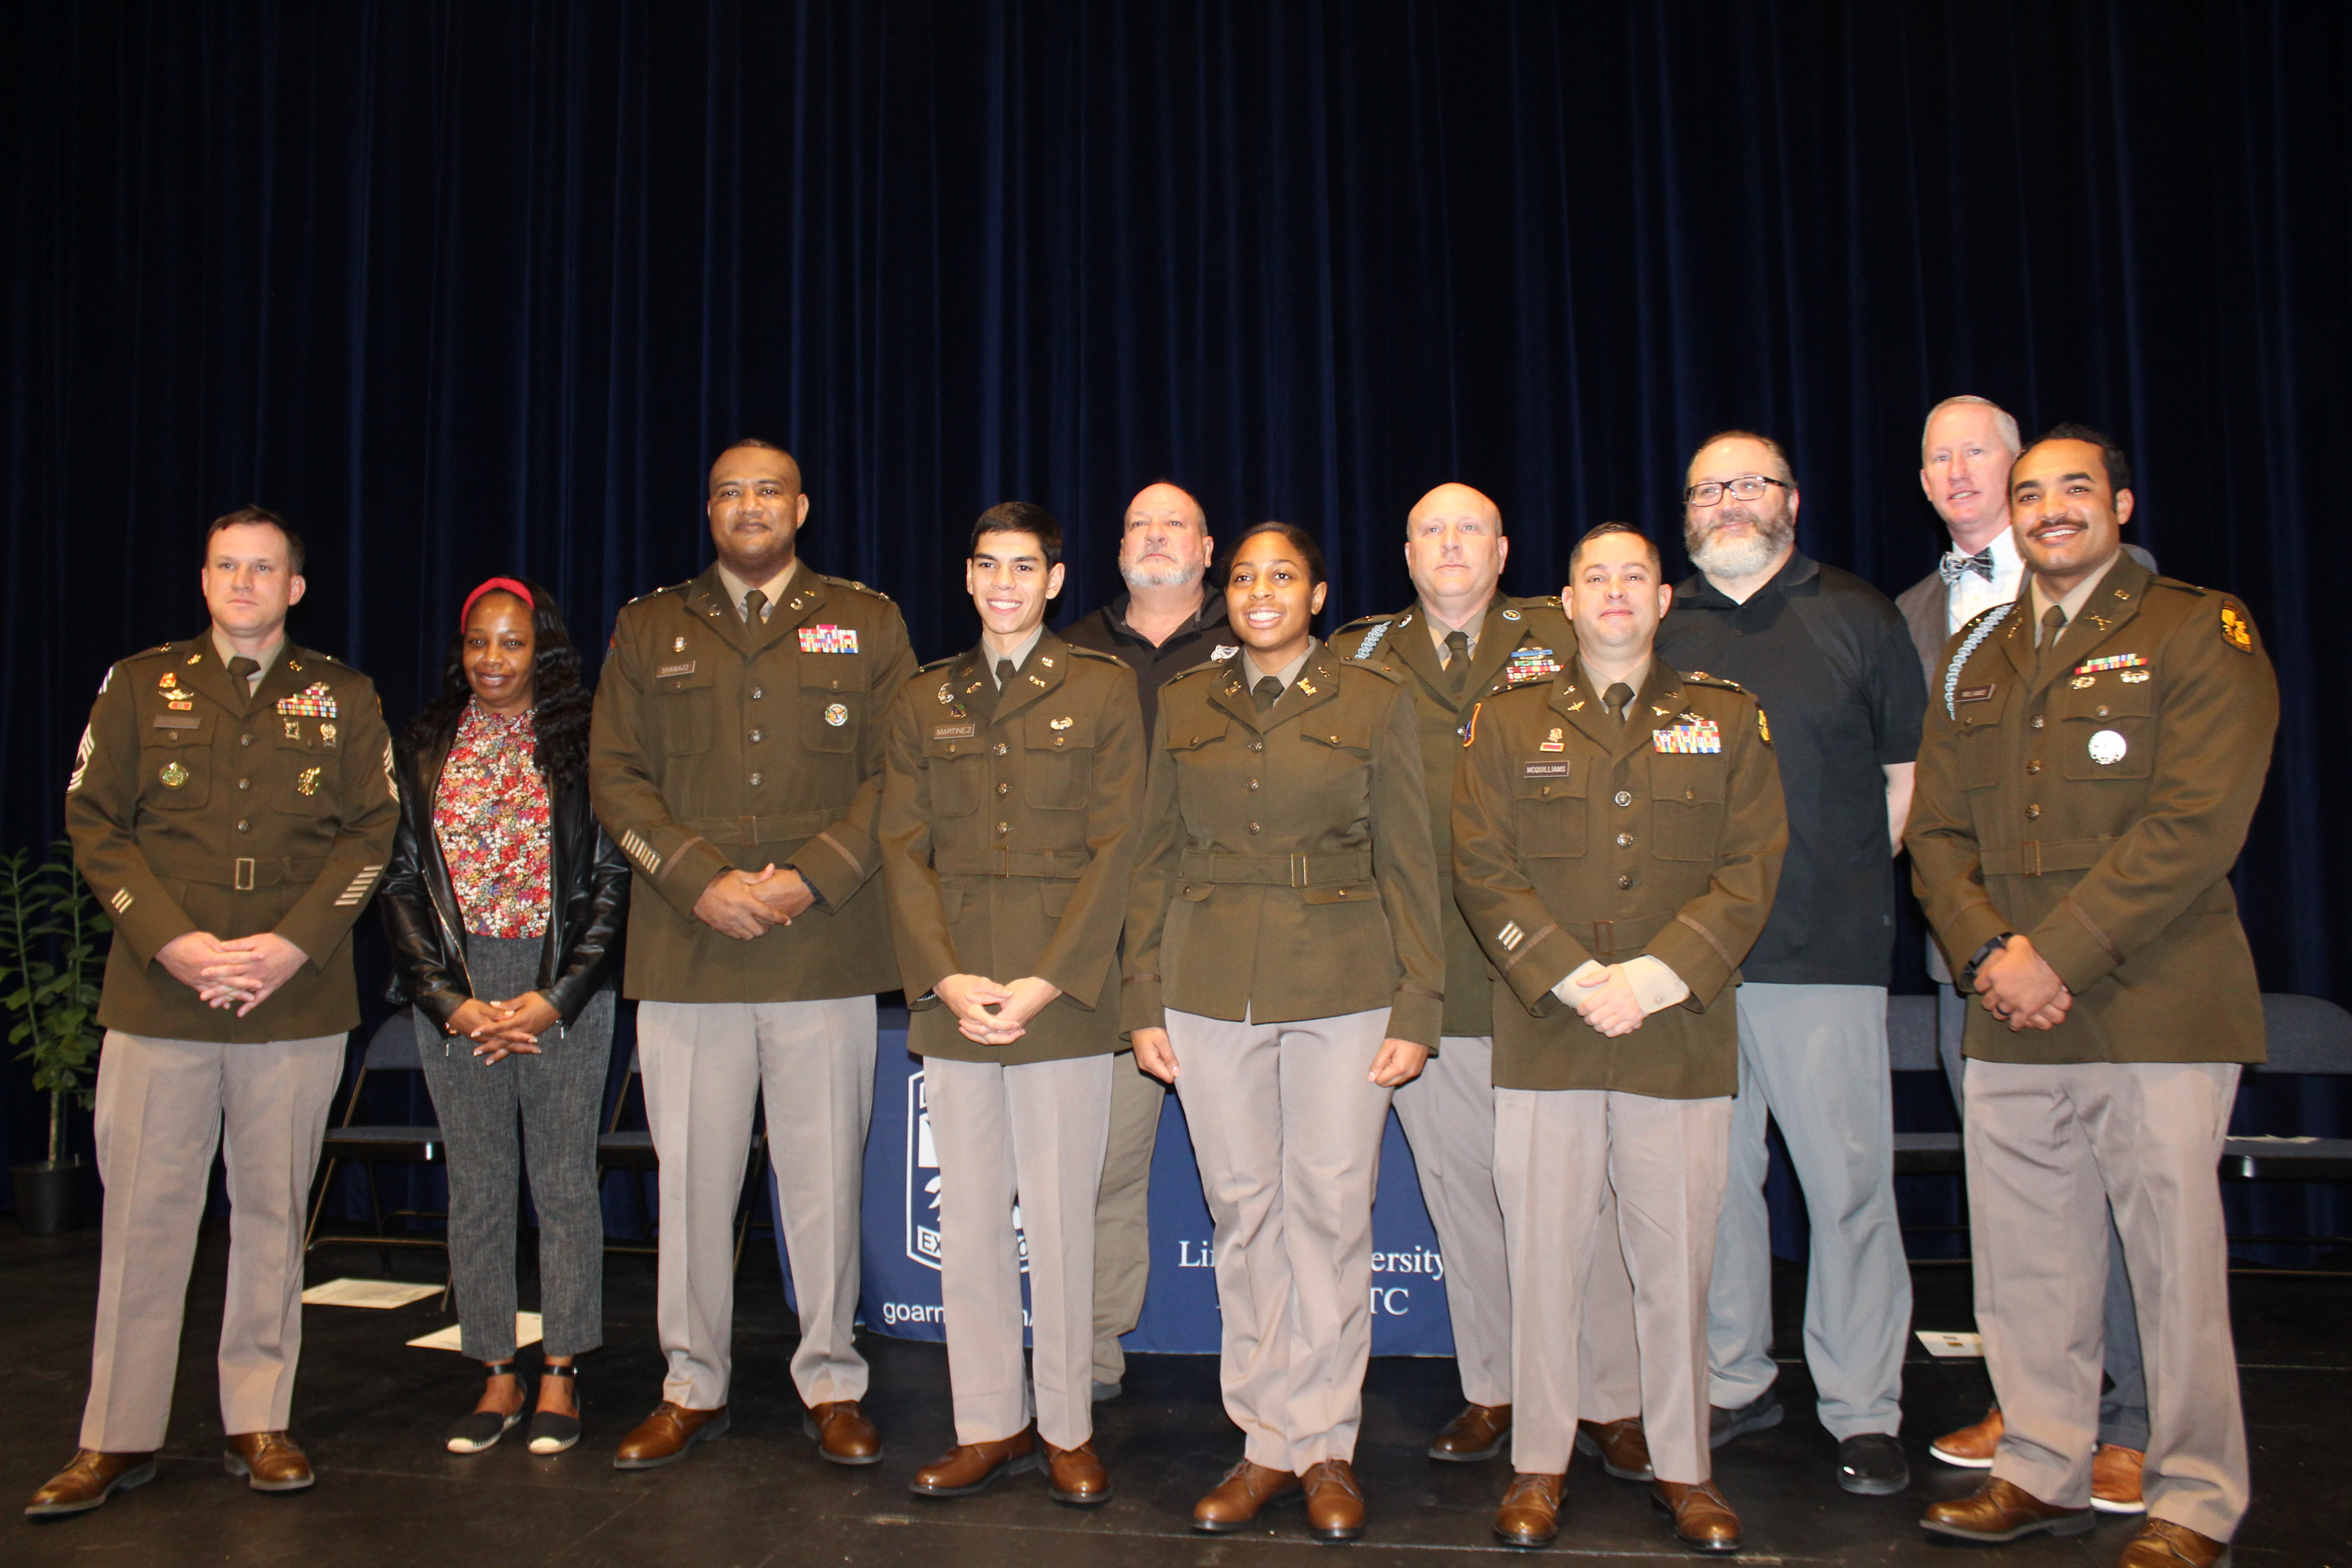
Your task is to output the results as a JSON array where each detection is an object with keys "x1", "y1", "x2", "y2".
[
  {"x1": 1123, "y1": 640, "x2": 1444, "y2": 1475},
  {"x1": 1907, "y1": 553, "x2": 2277, "y2": 1540},
  {"x1": 588, "y1": 560, "x2": 916, "y2": 1412},
  {"x1": 1453, "y1": 660, "x2": 1784, "y2": 1485},
  {"x1": 65, "y1": 633, "x2": 398, "y2": 1451},
  {"x1": 877, "y1": 631, "x2": 1143, "y2": 1451},
  {"x1": 1339, "y1": 595, "x2": 1644, "y2": 1427}
]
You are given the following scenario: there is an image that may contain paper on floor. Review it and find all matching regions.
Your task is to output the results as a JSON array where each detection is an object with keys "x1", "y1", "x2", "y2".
[
  {"x1": 301, "y1": 1279, "x2": 444, "y2": 1309},
  {"x1": 408, "y1": 1313, "x2": 542, "y2": 1352},
  {"x1": 1916, "y1": 1330, "x2": 1984, "y2": 1358}
]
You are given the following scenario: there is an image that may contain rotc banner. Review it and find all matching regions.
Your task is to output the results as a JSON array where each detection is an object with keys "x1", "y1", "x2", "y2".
[{"x1": 775, "y1": 1010, "x2": 1457, "y2": 1355}]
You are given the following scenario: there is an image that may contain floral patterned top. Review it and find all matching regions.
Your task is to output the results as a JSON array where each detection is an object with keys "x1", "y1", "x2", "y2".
[{"x1": 432, "y1": 700, "x2": 552, "y2": 939}]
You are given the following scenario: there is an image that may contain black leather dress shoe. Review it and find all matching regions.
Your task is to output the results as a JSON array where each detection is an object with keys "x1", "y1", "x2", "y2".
[{"x1": 1836, "y1": 1432, "x2": 1910, "y2": 1495}]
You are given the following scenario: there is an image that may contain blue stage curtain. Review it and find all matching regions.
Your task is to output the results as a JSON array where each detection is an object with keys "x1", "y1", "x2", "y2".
[{"x1": 4, "y1": 2, "x2": 2347, "y2": 1255}]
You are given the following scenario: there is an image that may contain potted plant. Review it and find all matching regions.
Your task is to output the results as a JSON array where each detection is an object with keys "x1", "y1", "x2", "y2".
[{"x1": 1, "y1": 840, "x2": 109, "y2": 1234}]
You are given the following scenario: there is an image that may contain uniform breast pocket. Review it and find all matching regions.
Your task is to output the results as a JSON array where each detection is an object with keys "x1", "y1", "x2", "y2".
[
  {"x1": 1514, "y1": 764, "x2": 1588, "y2": 858},
  {"x1": 799, "y1": 663, "x2": 859, "y2": 753},
  {"x1": 655, "y1": 668, "x2": 714, "y2": 755},
  {"x1": 1298, "y1": 716, "x2": 1376, "y2": 777},
  {"x1": 1648, "y1": 756, "x2": 1726, "y2": 860},
  {"x1": 922, "y1": 741, "x2": 982, "y2": 817},
  {"x1": 140, "y1": 722, "x2": 212, "y2": 810},
  {"x1": 270, "y1": 731, "x2": 337, "y2": 815},
  {"x1": 2060, "y1": 681, "x2": 2155, "y2": 782},
  {"x1": 1024, "y1": 711, "x2": 1095, "y2": 810},
  {"x1": 1952, "y1": 686, "x2": 2011, "y2": 789}
]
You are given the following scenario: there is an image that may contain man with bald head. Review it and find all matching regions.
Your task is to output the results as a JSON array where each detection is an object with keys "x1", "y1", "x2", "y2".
[
  {"x1": 1062, "y1": 480, "x2": 1234, "y2": 1397},
  {"x1": 591, "y1": 439, "x2": 916, "y2": 1469},
  {"x1": 1656, "y1": 431, "x2": 1925, "y2": 1497},
  {"x1": 1337, "y1": 486, "x2": 1648, "y2": 1480}
]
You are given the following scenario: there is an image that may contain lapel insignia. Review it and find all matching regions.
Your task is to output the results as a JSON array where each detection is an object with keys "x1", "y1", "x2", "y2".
[
  {"x1": 286, "y1": 659, "x2": 302, "y2": 673},
  {"x1": 1653, "y1": 717, "x2": 1723, "y2": 754},
  {"x1": 1029, "y1": 673, "x2": 1048, "y2": 687},
  {"x1": 1296, "y1": 678, "x2": 1319, "y2": 695},
  {"x1": 1651, "y1": 705, "x2": 1672, "y2": 717},
  {"x1": 1039, "y1": 655, "x2": 1055, "y2": 669},
  {"x1": 1049, "y1": 715, "x2": 1073, "y2": 730},
  {"x1": 185, "y1": 653, "x2": 202, "y2": 665},
  {"x1": 1539, "y1": 727, "x2": 1566, "y2": 752},
  {"x1": 798, "y1": 625, "x2": 860, "y2": 654},
  {"x1": 276, "y1": 682, "x2": 338, "y2": 719},
  {"x1": 1563, "y1": 700, "x2": 1586, "y2": 713},
  {"x1": 675, "y1": 635, "x2": 688, "y2": 652}
]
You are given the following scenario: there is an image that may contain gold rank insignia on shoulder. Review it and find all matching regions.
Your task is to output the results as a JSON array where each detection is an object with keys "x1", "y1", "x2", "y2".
[
  {"x1": 186, "y1": 653, "x2": 202, "y2": 665},
  {"x1": 158, "y1": 762, "x2": 189, "y2": 788},
  {"x1": 1539, "y1": 727, "x2": 1565, "y2": 752},
  {"x1": 296, "y1": 766, "x2": 322, "y2": 796},
  {"x1": 1050, "y1": 715, "x2": 1073, "y2": 730},
  {"x1": 2220, "y1": 601, "x2": 2253, "y2": 652},
  {"x1": 1039, "y1": 655, "x2": 1055, "y2": 668}
]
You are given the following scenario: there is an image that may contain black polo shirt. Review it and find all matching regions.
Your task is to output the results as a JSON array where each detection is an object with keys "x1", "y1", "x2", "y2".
[
  {"x1": 1655, "y1": 550, "x2": 1926, "y2": 986},
  {"x1": 1058, "y1": 591, "x2": 1238, "y2": 738}
]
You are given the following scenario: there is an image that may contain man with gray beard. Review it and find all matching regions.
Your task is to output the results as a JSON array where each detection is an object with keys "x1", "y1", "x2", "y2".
[
  {"x1": 1655, "y1": 431, "x2": 1926, "y2": 1499},
  {"x1": 1061, "y1": 480, "x2": 1235, "y2": 1399}
]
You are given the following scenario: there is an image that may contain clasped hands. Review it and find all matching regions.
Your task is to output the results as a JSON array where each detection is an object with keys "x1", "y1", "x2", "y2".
[
  {"x1": 158, "y1": 930, "x2": 309, "y2": 1017},
  {"x1": 694, "y1": 864, "x2": 818, "y2": 940},
  {"x1": 936, "y1": 974, "x2": 1063, "y2": 1047},
  {"x1": 1128, "y1": 1027, "x2": 1428, "y2": 1089},
  {"x1": 1973, "y1": 933, "x2": 2071, "y2": 1031},
  {"x1": 446, "y1": 991, "x2": 563, "y2": 1064},
  {"x1": 1565, "y1": 963, "x2": 1648, "y2": 1038}
]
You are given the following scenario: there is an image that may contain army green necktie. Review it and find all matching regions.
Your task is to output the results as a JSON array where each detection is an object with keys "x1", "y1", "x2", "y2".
[
  {"x1": 1604, "y1": 681, "x2": 1635, "y2": 725},
  {"x1": 2036, "y1": 603, "x2": 2069, "y2": 683},
  {"x1": 1443, "y1": 629, "x2": 1472, "y2": 696},
  {"x1": 743, "y1": 588, "x2": 768, "y2": 623},
  {"x1": 997, "y1": 658, "x2": 1016, "y2": 690},
  {"x1": 1252, "y1": 675, "x2": 1283, "y2": 714},
  {"x1": 226, "y1": 656, "x2": 261, "y2": 705}
]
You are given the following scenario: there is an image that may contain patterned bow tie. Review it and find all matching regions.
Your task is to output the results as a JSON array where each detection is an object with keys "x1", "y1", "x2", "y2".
[{"x1": 1939, "y1": 546, "x2": 1996, "y2": 587}]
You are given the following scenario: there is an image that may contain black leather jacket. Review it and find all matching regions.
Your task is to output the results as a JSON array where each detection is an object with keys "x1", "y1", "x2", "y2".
[{"x1": 379, "y1": 721, "x2": 631, "y2": 1031}]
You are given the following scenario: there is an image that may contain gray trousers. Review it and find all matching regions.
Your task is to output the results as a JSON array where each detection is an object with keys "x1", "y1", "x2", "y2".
[
  {"x1": 1938, "y1": 984, "x2": 2148, "y2": 1449},
  {"x1": 1498, "y1": 1088, "x2": 1731, "y2": 1482},
  {"x1": 81, "y1": 1030, "x2": 344, "y2": 1452},
  {"x1": 412, "y1": 933, "x2": 612, "y2": 1362},
  {"x1": 1392, "y1": 1034, "x2": 1513, "y2": 1408},
  {"x1": 1091, "y1": 1056, "x2": 1166, "y2": 1384},
  {"x1": 1707, "y1": 982, "x2": 1910, "y2": 1439},
  {"x1": 1965, "y1": 1060, "x2": 2249, "y2": 1540},
  {"x1": 927, "y1": 1053, "x2": 1112, "y2": 1450},
  {"x1": 1169, "y1": 1007, "x2": 1391, "y2": 1473},
  {"x1": 637, "y1": 996, "x2": 875, "y2": 1410}
]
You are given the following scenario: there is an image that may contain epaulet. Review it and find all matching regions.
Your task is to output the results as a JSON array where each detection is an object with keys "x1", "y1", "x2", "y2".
[
  {"x1": 1343, "y1": 657, "x2": 1407, "y2": 686},
  {"x1": 1956, "y1": 602, "x2": 2005, "y2": 634},
  {"x1": 821, "y1": 573, "x2": 892, "y2": 602},
  {"x1": 1680, "y1": 670, "x2": 1748, "y2": 694},
  {"x1": 291, "y1": 645, "x2": 353, "y2": 671},
  {"x1": 1065, "y1": 644, "x2": 1127, "y2": 667},
  {"x1": 623, "y1": 579, "x2": 694, "y2": 608},
  {"x1": 1164, "y1": 659, "x2": 1227, "y2": 686},
  {"x1": 2151, "y1": 575, "x2": 2207, "y2": 597},
  {"x1": 1340, "y1": 615, "x2": 1400, "y2": 660},
  {"x1": 916, "y1": 654, "x2": 960, "y2": 673},
  {"x1": 1515, "y1": 593, "x2": 1565, "y2": 610}
]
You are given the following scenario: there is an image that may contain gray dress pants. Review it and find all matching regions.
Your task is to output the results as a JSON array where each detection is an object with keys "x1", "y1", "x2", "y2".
[
  {"x1": 1937, "y1": 984, "x2": 2148, "y2": 1450},
  {"x1": 1707, "y1": 982, "x2": 1910, "y2": 1439},
  {"x1": 81, "y1": 1030, "x2": 345, "y2": 1452},
  {"x1": 412, "y1": 933, "x2": 612, "y2": 1362},
  {"x1": 1090, "y1": 1058, "x2": 1166, "y2": 1385}
]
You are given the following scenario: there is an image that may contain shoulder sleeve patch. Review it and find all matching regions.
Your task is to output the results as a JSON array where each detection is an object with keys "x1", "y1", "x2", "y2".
[
  {"x1": 2220, "y1": 600, "x2": 2254, "y2": 652},
  {"x1": 1757, "y1": 707, "x2": 1772, "y2": 746}
]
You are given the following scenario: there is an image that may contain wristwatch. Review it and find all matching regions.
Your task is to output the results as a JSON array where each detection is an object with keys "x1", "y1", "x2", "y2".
[{"x1": 1962, "y1": 932, "x2": 2014, "y2": 985}]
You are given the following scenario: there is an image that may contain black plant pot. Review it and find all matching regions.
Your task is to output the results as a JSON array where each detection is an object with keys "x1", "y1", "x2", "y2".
[{"x1": 10, "y1": 1159, "x2": 86, "y2": 1235}]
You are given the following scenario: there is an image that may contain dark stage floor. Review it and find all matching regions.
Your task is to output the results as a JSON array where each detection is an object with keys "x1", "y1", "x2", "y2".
[{"x1": 3, "y1": 1225, "x2": 2345, "y2": 1567}]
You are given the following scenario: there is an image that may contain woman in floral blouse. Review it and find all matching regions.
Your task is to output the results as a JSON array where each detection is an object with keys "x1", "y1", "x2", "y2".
[{"x1": 380, "y1": 577, "x2": 630, "y2": 1455}]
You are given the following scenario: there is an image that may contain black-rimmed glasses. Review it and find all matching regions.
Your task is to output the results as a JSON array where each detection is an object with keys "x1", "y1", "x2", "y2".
[{"x1": 1685, "y1": 475, "x2": 1788, "y2": 506}]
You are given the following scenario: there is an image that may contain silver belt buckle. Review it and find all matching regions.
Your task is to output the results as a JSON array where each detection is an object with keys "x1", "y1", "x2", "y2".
[{"x1": 234, "y1": 857, "x2": 256, "y2": 892}]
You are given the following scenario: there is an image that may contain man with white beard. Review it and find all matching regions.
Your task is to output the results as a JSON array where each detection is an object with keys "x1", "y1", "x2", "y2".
[
  {"x1": 1061, "y1": 480, "x2": 1235, "y2": 1400},
  {"x1": 1654, "y1": 431, "x2": 1926, "y2": 1499}
]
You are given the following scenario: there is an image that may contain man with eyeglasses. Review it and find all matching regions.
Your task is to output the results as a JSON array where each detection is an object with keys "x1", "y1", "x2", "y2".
[{"x1": 1655, "y1": 431, "x2": 1926, "y2": 1498}]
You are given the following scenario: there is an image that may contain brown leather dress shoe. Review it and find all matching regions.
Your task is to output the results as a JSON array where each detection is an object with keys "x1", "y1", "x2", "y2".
[
  {"x1": 803, "y1": 1399, "x2": 884, "y2": 1465},
  {"x1": 2093, "y1": 1443, "x2": 2149, "y2": 1514},
  {"x1": 25, "y1": 1451, "x2": 157, "y2": 1518},
  {"x1": 2116, "y1": 1517, "x2": 2232, "y2": 1568},
  {"x1": 613, "y1": 1401, "x2": 730, "y2": 1470},
  {"x1": 1920, "y1": 1475, "x2": 2094, "y2": 1543},
  {"x1": 1301, "y1": 1459, "x2": 1365, "y2": 1542},
  {"x1": 1493, "y1": 1472, "x2": 1564, "y2": 1549},
  {"x1": 1576, "y1": 1416, "x2": 1655, "y2": 1481},
  {"x1": 1427, "y1": 1401, "x2": 1512, "y2": 1462},
  {"x1": 1044, "y1": 1440, "x2": 1113, "y2": 1505},
  {"x1": 1651, "y1": 1479, "x2": 1742, "y2": 1554},
  {"x1": 1192, "y1": 1458, "x2": 1300, "y2": 1532},
  {"x1": 910, "y1": 1427, "x2": 1040, "y2": 1497},
  {"x1": 1929, "y1": 1404, "x2": 2002, "y2": 1468},
  {"x1": 223, "y1": 1431, "x2": 314, "y2": 1493}
]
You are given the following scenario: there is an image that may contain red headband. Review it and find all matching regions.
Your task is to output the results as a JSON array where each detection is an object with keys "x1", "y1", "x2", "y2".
[{"x1": 461, "y1": 576, "x2": 535, "y2": 625}]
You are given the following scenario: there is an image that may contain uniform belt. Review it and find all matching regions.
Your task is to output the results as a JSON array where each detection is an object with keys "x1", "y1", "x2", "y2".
[
  {"x1": 1981, "y1": 838, "x2": 2114, "y2": 877},
  {"x1": 1555, "y1": 912, "x2": 1674, "y2": 958},
  {"x1": 1177, "y1": 849, "x2": 1374, "y2": 887},
  {"x1": 142, "y1": 850, "x2": 331, "y2": 891},
  {"x1": 935, "y1": 848, "x2": 1092, "y2": 880},
  {"x1": 682, "y1": 810, "x2": 838, "y2": 848}
]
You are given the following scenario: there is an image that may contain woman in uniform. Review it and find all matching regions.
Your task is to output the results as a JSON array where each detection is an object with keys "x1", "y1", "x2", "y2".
[{"x1": 1124, "y1": 521, "x2": 1446, "y2": 1543}]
